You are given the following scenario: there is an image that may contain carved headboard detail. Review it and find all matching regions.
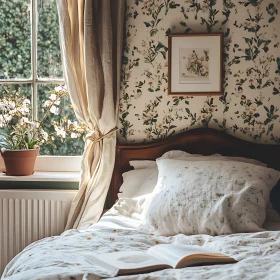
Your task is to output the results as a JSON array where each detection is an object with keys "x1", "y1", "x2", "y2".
[{"x1": 106, "y1": 128, "x2": 280, "y2": 208}]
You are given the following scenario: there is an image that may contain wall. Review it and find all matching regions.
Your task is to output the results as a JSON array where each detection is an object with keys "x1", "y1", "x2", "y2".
[{"x1": 118, "y1": 0, "x2": 280, "y2": 144}]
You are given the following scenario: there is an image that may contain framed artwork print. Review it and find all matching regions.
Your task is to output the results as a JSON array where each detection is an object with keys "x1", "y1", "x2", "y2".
[{"x1": 168, "y1": 33, "x2": 223, "y2": 96}]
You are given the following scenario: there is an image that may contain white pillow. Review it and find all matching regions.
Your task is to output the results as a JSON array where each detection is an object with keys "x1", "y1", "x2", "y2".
[
  {"x1": 141, "y1": 159, "x2": 279, "y2": 236},
  {"x1": 117, "y1": 151, "x2": 271, "y2": 221},
  {"x1": 164, "y1": 151, "x2": 267, "y2": 166},
  {"x1": 126, "y1": 150, "x2": 267, "y2": 200},
  {"x1": 118, "y1": 169, "x2": 158, "y2": 199},
  {"x1": 131, "y1": 150, "x2": 267, "y2": 169},
  {"x1": 116, "y1": 168, "x2": 157, "y2": 220}
]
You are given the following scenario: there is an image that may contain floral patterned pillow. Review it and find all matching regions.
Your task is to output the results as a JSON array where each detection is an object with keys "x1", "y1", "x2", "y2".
[{"x1": 141, "y1": 159, "x2": 280, "y2": 236}]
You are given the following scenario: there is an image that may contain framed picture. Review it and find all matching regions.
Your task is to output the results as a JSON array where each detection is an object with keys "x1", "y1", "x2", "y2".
[{"x1": 168, "y1": 33, "x2": 223, "y2": 96}]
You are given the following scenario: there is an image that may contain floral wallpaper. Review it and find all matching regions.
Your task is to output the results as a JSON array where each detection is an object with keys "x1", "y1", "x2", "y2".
[{"x1": 118, "y1": 0, "x2": 280, "y2": 144}]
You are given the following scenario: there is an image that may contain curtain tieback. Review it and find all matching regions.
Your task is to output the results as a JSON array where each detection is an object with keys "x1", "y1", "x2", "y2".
[{"x1": 86, "y1": 126, "x2": 119, "y2": 144}]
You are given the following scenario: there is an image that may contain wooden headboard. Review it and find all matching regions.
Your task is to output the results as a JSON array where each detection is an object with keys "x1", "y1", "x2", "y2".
[{"x1": 106, "y1": 128, "x2": 280, "y2": 208}]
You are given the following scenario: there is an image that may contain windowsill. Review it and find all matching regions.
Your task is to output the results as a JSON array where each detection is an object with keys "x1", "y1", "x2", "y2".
[
  {"x1": 0, "y1": 155, "x2": 82, "y2": 173},
  {"x1": 0, "y1": 171, "x2": 81, "y2": 182}
]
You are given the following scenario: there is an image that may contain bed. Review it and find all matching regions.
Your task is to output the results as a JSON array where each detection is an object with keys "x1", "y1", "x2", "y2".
[{"x1": 2, "y1": 128, "x2": 280, "y2": 280}]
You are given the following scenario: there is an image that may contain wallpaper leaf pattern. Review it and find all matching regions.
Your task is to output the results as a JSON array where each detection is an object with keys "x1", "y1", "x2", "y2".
[{"x1": 118, "y1": 0, "x2": 280, "y2": 144}]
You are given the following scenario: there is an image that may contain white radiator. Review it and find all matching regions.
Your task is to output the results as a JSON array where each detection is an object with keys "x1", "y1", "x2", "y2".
[{"x1": 0, "y1": 190, "x2": 77, "y2": 275}]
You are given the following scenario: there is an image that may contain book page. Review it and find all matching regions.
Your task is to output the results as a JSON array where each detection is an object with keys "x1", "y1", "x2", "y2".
[
  {"x1": 147, "y1": 244, "x2": 228, "y2": 268},
  {"x1": 95, "y1": 251, "x2": 170, "y2": 271},
  {"x1": 84, "y1": 255, "x2": 119, "y2": 275}
]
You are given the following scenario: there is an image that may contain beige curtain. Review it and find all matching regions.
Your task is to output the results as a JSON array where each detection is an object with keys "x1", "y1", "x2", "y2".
[{"x1": 56, "y1": 0, "x2": 125, "y2": 230}]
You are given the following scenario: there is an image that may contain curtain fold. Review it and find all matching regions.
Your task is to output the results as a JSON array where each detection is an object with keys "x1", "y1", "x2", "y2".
[{"x1": 56, "y1": 0, "x2": 125, "y2": 230}]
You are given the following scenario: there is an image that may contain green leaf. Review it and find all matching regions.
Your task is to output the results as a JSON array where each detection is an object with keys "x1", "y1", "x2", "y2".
[
  {"x1": 273, "y1": 87, "x2": 280, "y2": 95},
  {"x1": 244, "y1": 37, "x2": 252, "y2": 45},
  {"x1": 144, "y1": 22, "x2": 151, "y2": 27},
  {"x1": 28, "y1": 141, "x2": 38, "y2": 149},
  {"x1": 156, "y1": 18, "x2": 162, "y2": 25},
  {"x1": 150, "y1": 29, "x2": 158, "y2": 36},
  {"x1": 224, "y1": 28, "x2": 230, "y2": 37},
  {"x1": 184, "y1": 28, "x2": 192, "y2": 33},
  {"x1": 155, "y1": 42, "x2": 166, "y2": 52},
  {"x1": 169, "y1": 2, "x2": 180, "y2": 9},
  {"x1": 122, "y1": 55, "x2": 128, "y2": 65},
  {"x1": 263, "y1": 46, "x2": 269, "y2": 53},
  {"x1": 160, "y1": 51, "x2": 166, "y2": 60},
  {"x1": 122, "y1": 112, "x2": 129, "y2": 119},
  {"x1": 245, "y1": 48, "x2": 251, "y2": 56}
]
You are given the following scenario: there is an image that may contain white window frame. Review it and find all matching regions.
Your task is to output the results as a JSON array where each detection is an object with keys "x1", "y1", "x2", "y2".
[{"x1": 0, "y1": 0, "x2": 81, "y2": 172}]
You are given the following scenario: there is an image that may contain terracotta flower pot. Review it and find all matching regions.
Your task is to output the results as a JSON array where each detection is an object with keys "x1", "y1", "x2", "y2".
[{"x1": 1, "y1": 148, "x2": 39, "y2": 176}]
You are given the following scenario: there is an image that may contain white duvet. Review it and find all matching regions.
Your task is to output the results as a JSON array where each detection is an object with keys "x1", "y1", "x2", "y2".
[{"x1": 2, "y1": 209, "x2": 280, "y2": 280}]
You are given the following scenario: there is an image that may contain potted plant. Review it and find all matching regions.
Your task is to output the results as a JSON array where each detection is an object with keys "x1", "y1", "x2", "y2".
[{"x1": 0, "y1": 85, "x2": 86, "y2": 176}]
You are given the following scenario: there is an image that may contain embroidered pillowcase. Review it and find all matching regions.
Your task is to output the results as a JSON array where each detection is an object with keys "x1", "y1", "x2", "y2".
[
  {"x1": 141, "y1": 159, "x2": 279, "y2": 236},
  {"x1": 125, "y1": 151, "x2": 267, "y2": 199}
]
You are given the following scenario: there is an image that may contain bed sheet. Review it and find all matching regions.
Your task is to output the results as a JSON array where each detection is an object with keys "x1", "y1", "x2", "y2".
[{"x1": 2, "y1": 213, "x2": 280, "y2": 280}]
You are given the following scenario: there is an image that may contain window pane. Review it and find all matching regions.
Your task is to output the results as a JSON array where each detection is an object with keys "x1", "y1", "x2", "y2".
[
  {"x1": 38, "y1": 84, "x2": 86, "y2": 156},
  {"x1": 0, "y1": 84, "x2": 32, "y2": 100},
  {"x1": 37, "y1": 0, "x2": 63, "y2": 79},
  {"x1": 0, "y1": 0, "x2": 31, "y2": 79}
]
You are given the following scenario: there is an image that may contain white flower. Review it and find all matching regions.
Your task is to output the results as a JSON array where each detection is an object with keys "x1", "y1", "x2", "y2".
[
  {"x1": 54, "y1": 100, "x2": 60, "y2": 105},
  {"x1": 19, "y1": 117, "x2": 30, "y2": 125},
  {"x1": 43, "y1": 100, "x2": 52, "y2": 107},
  {"x1": 20, "y1": 103, "x2": 30, "y2": 113},
  {"x1": 49, "y1": 94, "x2": 57, "y2": 100},
  {"x1": 67, "y1": 120, "x2": 78, "y2": 128},
  {"x1": 71, "y1": 132, "x2": 77, "y2": 138},
  {"x1": 8, "y1": 101, "x2": 15, "y2": 109},
  {"x1": 41, "y1": 130, "x2": 48, "y2": 141},
  {"x1": 9, "y1": 109, "x2": 16, "y2": 115},
  {"x1": 4, "y1": 115, "x2": 12, "y2": 121},
  {"x1": 54, "y1": 126, "x2": 66, "y2": 138},
  {"x1": 50, "y1": 106, "x2": 59, "y2": 115},
  {"x1": 0, "y1": 103, "x2": 5, "y2": 110},
  {"x1": 54, "y1": 86, "x2": 63, "y2": 92}
]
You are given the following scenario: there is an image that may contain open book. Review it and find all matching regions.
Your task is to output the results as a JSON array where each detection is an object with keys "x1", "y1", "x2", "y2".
[{"x1": 87, "y1": 244, "x2": 237, "y2": 276}]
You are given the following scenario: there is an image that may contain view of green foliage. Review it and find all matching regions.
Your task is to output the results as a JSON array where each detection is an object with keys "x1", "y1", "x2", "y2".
[
  {"x1": 0, "y1": 0, "x2": 31, "y2": 79},
  {"x1": 37, "y1": 0, "x2": 63, "y2": 78},
  {"x1": 0, "y1": 0, "x2": 85, "y2": 155}
]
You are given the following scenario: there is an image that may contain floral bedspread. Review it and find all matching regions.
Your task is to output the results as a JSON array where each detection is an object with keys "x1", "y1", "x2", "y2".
[{"x1": 2, "y1": 215, "x2": 280, "y2": 280}]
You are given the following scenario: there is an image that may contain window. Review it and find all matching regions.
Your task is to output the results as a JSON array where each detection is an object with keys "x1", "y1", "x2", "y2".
[{"x1": 0, "y1": 0, "x2": 85, "y2": 158}]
